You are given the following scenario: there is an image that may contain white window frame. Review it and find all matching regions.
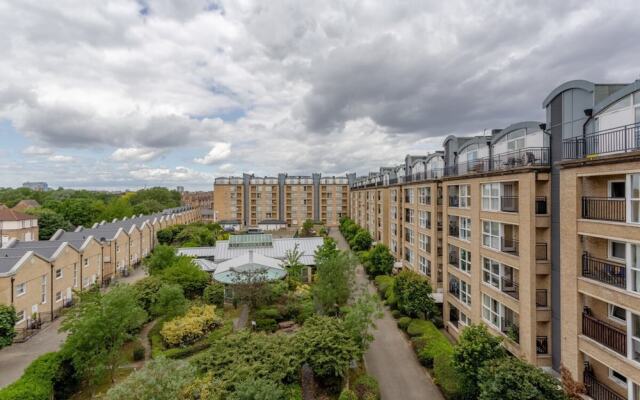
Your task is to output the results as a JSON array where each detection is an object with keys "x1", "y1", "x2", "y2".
[
  {"x1": 405, "y1": 227, "x2": 414, "y2": 244},
  {"x1": 460, "y1": 217, "x2": 471, "y2": 241},
  {"x1": 609, "y1": 239, "x2": 626, "y2": 262},
  {"x1": 419, "y1": 233, "x2": 429, "y2": 252},
  {"x1": 55, "y1": 291, "x2": 62, "y2": 303},
  {"x1": 482, "y1": 293, "x2": 502, "y2": 330},
  {"x1": 459, "y1": 311, "x2": 470, "y2": 327},
  {"x1": 419, "y1": 256, "x2": 430, "y2": 276},
  {"x1": 482, "y1": 220, "x2": 501, "y2": 250},
  {"x1": 609, "y1": 368, "x2": 628, "y2": 389},
  {"x1": 459, "y1": 248, "x2": 471, "y2": 274},
  {"x1": 16, "y1": 282, "x2": 26, "y2": 297},
  {"x1": 483, "y1": 257, "x2": 501, "y2": 289},
  {"x1": 482, "y1": 183, "x2": 501, "y2": 211},
  {"x1": 419, "y1": 187, "x2": 431, "y2": 205},
  {"x1": 55, "y1": 268, "x2": 63, "y2": 279},
  {"x1": 608, "y1": 304, "x2": 627, "y2": 324},
  {"x1": 419, "y1": 211, "x2": 428, "y2": 229},
  {"x1": 15, "y1": 310, "x2": 25, "y2": 324},
  {"x1": 459, "y1": 185, "x2": 471, "y2": 208},
  {"x1": 609, "y1": 179, "x2": 626, "y2": 198},
  {"x1": 460, "y1": 280, "x2": 471, "y2": 307},
  {"x1": 628, "y1": 174, "x2": 640, "y2": 224}
]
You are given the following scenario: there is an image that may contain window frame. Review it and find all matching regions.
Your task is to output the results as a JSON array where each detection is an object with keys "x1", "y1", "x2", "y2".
[
  {"x1": 460, "y1": 217, "x2": 471, "y2": 241},
  {"x1": 459, "y1": 185, "x2": 471, "y2": 208}
]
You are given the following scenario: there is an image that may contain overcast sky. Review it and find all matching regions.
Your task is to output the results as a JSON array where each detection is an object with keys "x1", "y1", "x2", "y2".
[{"x1": 1, "y1": 0, "x2": 639, "y2": 191}]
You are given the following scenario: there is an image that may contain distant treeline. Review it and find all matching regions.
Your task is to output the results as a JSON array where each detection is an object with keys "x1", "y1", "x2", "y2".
[{"x1": 0, "y1": 187, "x2": 181, "y2": 239}]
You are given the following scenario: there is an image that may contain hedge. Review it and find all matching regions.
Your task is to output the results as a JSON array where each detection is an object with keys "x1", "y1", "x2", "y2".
[
  {"x1": 406, "y1": 319, "x2": 435, "y2": 337},
  {"x1": 353, "y1": 374, "x2": 380, "y2": 400},
  {"x1": 161, "y1": 305, "x2": 221, "y2": 347},
  {"x1": 374, "y1": 275, "x2": 394, "y2": 297},
  {"x1": 0, "y1": 352, "x2": 60, "y2": 400},
  {"x1": 255, "y1": 307, "x2": 281, "y2": 321},
  {"x1": 433, "y1": 352, "x2": 465, "y2": 400},
  {"x1": 397, "y1": 317, "x2": 412, "y2": 331}
]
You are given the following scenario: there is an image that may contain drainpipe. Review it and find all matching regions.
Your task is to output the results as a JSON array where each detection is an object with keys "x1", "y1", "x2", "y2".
[
  {"x1": 50, "y1": 265, "x2": 53, "y2": 318},
  {"x1": 79, "y1": 253, "x2": 83, "y2": 292},
  {"x1": 100, "y1": 242, "x2": 104, "y2": 286},
  {"x1": 10, "y1": 276, "x2": 14, "y2": 304}
]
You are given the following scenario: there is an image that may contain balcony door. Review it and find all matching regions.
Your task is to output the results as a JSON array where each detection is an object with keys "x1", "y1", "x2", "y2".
[{"x1": 627, "y1": 174, "x2": 640, "y2": 223}]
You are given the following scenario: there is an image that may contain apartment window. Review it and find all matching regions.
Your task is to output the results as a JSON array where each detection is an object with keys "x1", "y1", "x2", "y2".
[
  {"x1": 55, "y1": 268, "x2": 63, "y2": 279},
  {"x1": 482, "y1": 221, "x2": 501, "y2": 250},
  {"x1": 632, "y1": 313, "x2": 640, "y2": 363},
  {"x1": 391, "y1": 206, "x2": 398, "y2": 220},
  {"x1": 404, "y1": 188, "x2": 414, "y2": 204},
  {"x1": 460, "y1": 280, "x2": 471, "y2": 306},
  {"x1": 608, "y1": 304, "x2": 627, "y2": 324},
  {"x1": 459, "y1": 185, "x2": 470, "y2": 208},
  {"x1": 460, "y1": 217, "x2": 471, "y2": 241},
  {"x1": 391, "y1": 189, "x2": 398, "y2": 202},
  {"x1": 391, "y1": 223, "x2": 397, "y2": 236},
  {"x1": 459, "y1": 311, "x2": 470, "y2": 327},
  {"x1": 419, "y1": 256, "x2": 431, "y2": 276},
  {"x1": 483, "y1": 258, "x2": 501, "y2": 288},
  {"x1": 460, "y1": 249, "x2": 471, "y2": 273},
  {"x1": 419, "y1": 211, "x2": 430, "y2": 229},
  {"x1": 609, "y1": 240, "x2": 626, "y2": 261},
  {"x1": 405, "y1": 208, "x2": 415, "y2": 224},
  {"x1": 391, "y1": 240, "x2": 397, "y2": 254},
  {"x1": 56, "y1": 291, "x2": 62, "y2": 302},
  {"x1": 482, "y1": 183, "x2": 501, "y2": 211},
  {"x1": 482, "y1": 294, "x2": 501, "y2": 329},
  {"x1": 404, "y1": 228, "x2": 414, "y2": 244},
  {"x1": 41, "y1": 275, "x2": 47, "y2": 304},
  {"x1": 16, "y1": 310, "x2": 25, "y2": 323},
  {"x1": 16, "y1": 282, "x2": 26, "y2": 297},
  {"x1": 419, "y1": 233, "x2": 430, "y2": 253},
  {"x1": 630, "y1": 174, "x2": 640, "y2": 223},
  {"x1": 608, "y1": 369, "x2": 628, "y2": 388},
  {"x1": 632, "y1": 244, "x2": 640, "y2": 293},
  {"x1": 419, "y1": 187, "x2": 431, "y2": 205},
  {"x1": 405, "y1": 247, "x2": 414, "y2": 264}
]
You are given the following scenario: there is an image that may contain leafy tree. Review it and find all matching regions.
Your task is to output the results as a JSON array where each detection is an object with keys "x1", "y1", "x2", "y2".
[
  {"x1": 314, "y1": 236, "x2": 338, "y2": 265},
  {"x1": 300, "y1": 219, "x2": 315, "y2": 237},
  {"x1": 313, "y1": 251, "x2": 355, "y2": 315},
  {"x1": 342, "y1": 294, "x2": 381, "y2": 359},
  {"x1": 132, "y1": 199, "x2": 164, "y2": 216},
  {"x1": 283, "y1": 244, "x2": 304, "y2": 284},
  {"x1": 228, "y1": 377, "x2": 288, "y2": 400},
  {"x1": 174, "y1": 225, "x2": 215, "y2": 247},
  {"x1": 341, "y1": 221, "x2": 358, "y2": 242},
  {"x1": 145, "y1": 245, "x2": 179, "y2": 275},
  {"x1": 161, "y1": 257, "x2": 210, "y2": 298},
  {"x1": 61, "y1": 285, "x2": 147, "y2": 384},
  {"x1": 478, "y1": 357, "x2": 568, "y2": 400},
  {"x1": 0, "y1": 305, "x2": 17, "y2": 349},
  {"x1": 393, "y1": 270, "x2": 436, "y2": 318},
  {"x1": 133, "y1": 276, "x2": 164, "y2": 313},
  {"x1": 25, "y1": 208, "x2": 73, "y2": 240},
  {"x1": 156, "y1": 226, "x2": 182, "y2": 245},
  {"x1": 204, "y1": 282, "x2": 225, "y2": 307},
  {"x1": 365, "y1": 244, "x2": 394, "y2": 277},
  {"x1": 452, "y1": 324, "x2": 506, "y2": 397},
  {"x1": 295, "y1": 316, "x2": 357, "y2": 380},
  {"x1": 100, "y1": 196, "x2": 135, "y2": 222},
  {"x1": 151, "y1": 284, "x2": 188, "y2": 318},
  {"x1": 104, "y1": 357, "x2": 195, "y2": 400},
  {"x1": 349, "y1": 230, "x2": 372, "y2": 252}
]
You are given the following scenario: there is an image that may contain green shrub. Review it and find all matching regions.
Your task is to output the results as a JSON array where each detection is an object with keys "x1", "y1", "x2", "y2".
[
  {"x1": 374, "y1": 275, "x2": 394, "y2": 297},
  {"x1": 434, "y1": 353, "x2": 465, "y2": 400},
  {"x1": 255, "y1": 308, "x2": 281, "y2": 321},
  {"x1": 391, "y1": 310, "x2": 402, "y2": 319},
  {"x1": 406, "y1": 319, "x2": 435, "y2": 337},
  {"x1": 338, "y1": 389, "x2": 358, "y2": 400},
  {"x1": 162, "y1": 340, "x2": 211, "y2": 359},
  {"x1": 203, "y1": 283, "x2": 225, "y2": 307},
  {"x1": 354, "y1": 374, "x2": 380, "y2": 400},
  {"x1": 133, "y1": 345, "x2": 145, "y2": 361},
  {"x1": 431, "y1": 314, "x2": 444, "y2": 329},
  {"x1": 411, "y1": 336, "x2": 427, "y2": 353},
  {"x1": 160, "y1": 305, "x2": 221, "y2": 347},
  {"x1": 255, "y1": 318, "x2": 278, "y2": 332},
  {"x1": 397, "y1": 317, "x2": 412, "y2": 331},
  {"x1": 295, "y1": 299, "x2": 315, "y2": 325},
  {"x1": 0, "y1": 352, "x2": 60, "y2": 400},
  {"x1": 384, "y1": 288, "x2": 397, "y2": 309},
  {"x1": 418, "y1": 338, "x2": 452, "y2": 368},
  {"x1": 149, "y1": 318, "x2": 166, "y2": 357}
]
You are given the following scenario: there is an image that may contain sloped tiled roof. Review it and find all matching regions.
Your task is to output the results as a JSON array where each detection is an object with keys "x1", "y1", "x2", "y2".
[{"x1": 0, "y1": 209, "x2": 36, "y2": 221}]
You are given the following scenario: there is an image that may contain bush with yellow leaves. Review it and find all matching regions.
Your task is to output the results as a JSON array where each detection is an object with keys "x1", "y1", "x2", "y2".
[{"x1": 160, "y1": 304, "x2": 221, "y2": 347}]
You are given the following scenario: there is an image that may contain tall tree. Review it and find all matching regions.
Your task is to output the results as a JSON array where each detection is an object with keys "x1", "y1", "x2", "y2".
[
  {"x1": 25, "y1": 208, "x2": 73, "y2": 240},
  {"x1": 0, "y1": 305, "x2": 17, "y2": 349},
  {"x1": 365, "y1": 244, "x2": 394, "y2": 277},
  {"x1": 312, "y1": 251, "x2": 355, "y2": 315}
]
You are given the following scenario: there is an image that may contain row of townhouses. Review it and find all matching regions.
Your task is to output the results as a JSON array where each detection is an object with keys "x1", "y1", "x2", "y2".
[
  {"x1": 0, "y1": 206, "x2": 199, "y2": 335},
  {"x1": 350, "y1": 79, "x2": 640, "y2": 400},
  {"x1": 213, "y1": 173, "x2": 355, "y2": 229}
]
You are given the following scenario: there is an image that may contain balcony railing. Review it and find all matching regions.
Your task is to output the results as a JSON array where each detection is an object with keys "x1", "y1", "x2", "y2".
[
  {"x1": 582, "y1": 253, "x2": 626, "y2": 289},
  {"x1": 444, "y1": 147, "x2": 550, "y2": 177},
  {"x1": 501, "y1": 237, "x2": 519, "y2": 256},
  {"x1": 500, "y1": 277, "x2": 519, "y2": 300},
  {"x1": 582, "y1": 311, "x2": 627, "y2": 355},
  {"x1": 501, "y1": 196, "x2": 518, "y2": 212},
  {"x1": 536, "y1": 289, "x2": 548, "y2": 308},
  {"x1": 583, "y1": 369, "x2": 626, "y2": 400},
  {"x1": 563, "y1": 121, "x2": 640, "y2": 160},
  {"x1": 536, "y1": 336, "x2": 548, "y2": 355},
  {"x1": 536, "y1": 243, "x2": 548, "y2": 261},
  {"x1": 535, "y1": 196, "x2": 547, "y2": 214},
  {"x1": 582, "y1": 197, "x2": 625, "y2": 222}
]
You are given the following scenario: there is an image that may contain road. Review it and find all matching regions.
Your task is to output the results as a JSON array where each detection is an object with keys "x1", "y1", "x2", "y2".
[
  {"x1": 0, "y1": 266, "x2": 148, "y2": 388},
  {"x1": 330, "y1": 230, "x2": 445, "y2": 400}
]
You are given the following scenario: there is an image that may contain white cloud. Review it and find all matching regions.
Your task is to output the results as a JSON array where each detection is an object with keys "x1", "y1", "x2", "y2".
[
  {"x1": 22, "y1": 145, "x2": 53, "y2": 155},
  {"x1": 47, "y1": 155, "x2": 74, "y2": 162},
  {"x1": 194, "y1": 142, "x2": 232, "y2": 165},
  {"x1": 111, "y1": 147, "x2": 165, "y2": 162},
  {"x1": 129, "y1": 166, "x2": 214, "y2": 182}
]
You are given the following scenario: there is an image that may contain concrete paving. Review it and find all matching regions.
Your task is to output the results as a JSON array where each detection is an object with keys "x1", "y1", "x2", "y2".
[
  {"x1": 0, "y1": 266, "x2": 149, "y2": 388},
  {"x1": 330, "y1": 230, "x2": 445, "y2": 400}
]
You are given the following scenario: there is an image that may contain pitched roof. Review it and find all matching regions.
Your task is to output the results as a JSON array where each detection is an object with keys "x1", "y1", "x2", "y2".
[
  {"x1": 12, "y1": 199, "x2": 40, "y2": 212},
  {"x1": 0, "y1": 208, "x2": 36, "y2": 221}
]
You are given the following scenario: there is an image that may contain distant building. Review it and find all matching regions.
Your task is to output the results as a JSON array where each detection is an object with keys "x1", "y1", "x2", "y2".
[
  {"x1": 22, "y1": 182, "x2": 48, "y2": 191},
  {"x1": 0, "y1": 209, "x2": 38, "y2": 247},
  {"x1": 12, "y1": 199, "x2": 41, "y2": 212},
  {"x1": 177, "y1": 186, "x2": 185, "y2": 193},
  {"x1": 181, "y1": 191, "x2": 213, "y2": 210}
]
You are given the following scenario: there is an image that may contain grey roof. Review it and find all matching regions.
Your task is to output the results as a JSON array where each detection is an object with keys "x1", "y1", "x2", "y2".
[
  {"x1": 0, "y1": 256, "x2": 27, "y2": 274},
  {"x1": 177, "y1": 236, "x2": 324, "y2": 266}
]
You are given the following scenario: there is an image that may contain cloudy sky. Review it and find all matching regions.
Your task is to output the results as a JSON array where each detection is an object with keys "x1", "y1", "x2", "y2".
[{"x1": 1, "y1": 0, "x2": 639, "y2": 190}]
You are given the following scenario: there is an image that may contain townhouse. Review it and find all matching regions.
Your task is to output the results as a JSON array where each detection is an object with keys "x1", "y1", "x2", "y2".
[
  {"x1": 0, "y1": 209, "x2": 38, "y2": 247},
  {"x1": 213, "y1": 173, "x2": 355, "y2": 229},
  {"x1": 349, "y1": 78, "x2": 640, "y2": 399},
  {"x1": 0, "y1": 206, "x2": 199, "y2": 334}
]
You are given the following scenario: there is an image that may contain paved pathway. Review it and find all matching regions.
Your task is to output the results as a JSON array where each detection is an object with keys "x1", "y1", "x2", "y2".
[
  {"x1": 330, "y1": 230, "x2": 444, "y2": 400},
  {"x1": 233, "y1": 304, "x2": 249, "y2": 332},
  {"x1": 0, "y1": 266, "x2": 149, "y2": 388}
]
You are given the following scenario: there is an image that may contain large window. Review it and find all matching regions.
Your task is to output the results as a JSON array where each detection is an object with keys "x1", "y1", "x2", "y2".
[
  {"x1": 405, "y1": 208, "x2": 415, "y2": 224},
  {"x1": 405, "y1": 247, "x2": 414, "y2": 264},
  {"x1": 404, "y1": 188, "x2": 414, "y2": 204},
  {"x1": 419, "y1": 256, "x2": 431, "y2": 276},
  {"x1": 459, "y1": 185, "x2": 471, "y2": 208},
  {"x1": 419, "y1": 187, "x2": 431, "y2": 205},
  {"x1": 460, "y1": 217, "x2": 471, "y2": 241},
  {"x1": 419, "y1": 233, "x2": 431, "y2": 253},
  {"x1": 632, "y1": 244, "x2": 640, "y2": 294},
  {"x1": 405, "y1": 228, "x2": 414, "y2": 244},
  {"x1": 633, "y1": 313, "x2": 640, "y2": 363},
  {"x1": 482, "y1": 221, "x2": 501, "y2": 250},
  {"x1": 460, "y1": 249, "x2": 471, "y2": 273},
  {"x1": 16, "y1": 283, "x2": 26, "y2": 297},
  {"x1": 630, "y1": 174, "x2": 640, "y2": 223},
  {"x1": 482, "y1": 294, "x2": 501, "y2": 329},
  {"x1": 40, "y1": 275, "x2": 47, "y2": 304},
  {"x1": 483, "y1": 257, "x2": 501, "y2": 288},
  {"x1": 419, "y1": 211, "x2": 431, "y2": 229},
  {"x1": 482, "y1": 183, "x2": 501, "y2": 211},
  {"x1": 609, "y1": 240, "x2": 626, "y2": 261},
  {"x1": 460, "y1": 280, "x2": 471, "y2": 306}
]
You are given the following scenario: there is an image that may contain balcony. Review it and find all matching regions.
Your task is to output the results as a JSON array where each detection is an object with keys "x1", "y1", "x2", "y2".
[
  {"x1": 445, "y1": 147, "x2": 550, "y2": 177},
  {"x1": 500, "y1": 237, "x2": 519, "y2": 256},
  {"x1": 500, "y1": 196, "x2": 518, "y2": 212},
  {"x1": 535, "y1": 289, "x2": 548, "y2": 308},
  {"x1": 536, "y1": 336, "x2": 549, "y2": 355},
  {"x1": 500, "y1": 277, "x2": 519, "y2": 300},
  {"x1": 448, "y1": 224, "x2": 459, "y2": 239},
  {"x1": 582, "y1": 311, "x2": 627, "y2": 355},
  {"x1": 582, "y1": 197, "x2": 625, "y2": 222},
  {"x1": 581, "y1": 253, "x2": 626, "y2": 289},
  {"x1": 535, "y1": 196, "x2": 548, "y2": 214},
  {"x1": 583, "y1": 368, "x2": 626, "y2": 400},
  {"x1": 448, "y1": 250, "x2": 459, "y2": 267},
  {"x1": 563, "y1": 121, "x2": 640, "y2": 160}
]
